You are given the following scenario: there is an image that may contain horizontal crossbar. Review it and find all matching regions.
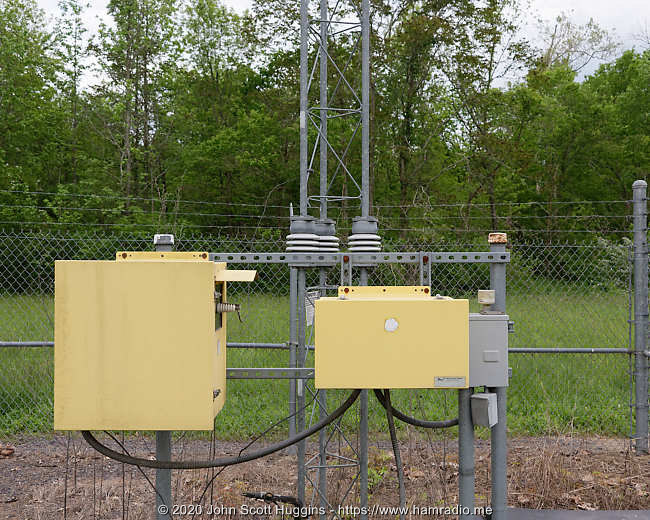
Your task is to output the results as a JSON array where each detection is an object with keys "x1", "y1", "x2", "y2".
[
  {"x1": 209, "y1": 251, "x2": 509, "y2": 265},
  {"x1": 0, "y1": 342, "x2": 630, "y2": 355},
  {"x1": 226, "y1": 368, "x2": 314, "y2": 379}
]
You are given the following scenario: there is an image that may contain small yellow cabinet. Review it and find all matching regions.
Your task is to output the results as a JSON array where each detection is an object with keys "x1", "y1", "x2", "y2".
[
  {"x1": 315, "y1": 286, "x2": 469, "y2": 389},
  {"x1": 54, "y1": 252, "x2": 255, "y2": 431}
]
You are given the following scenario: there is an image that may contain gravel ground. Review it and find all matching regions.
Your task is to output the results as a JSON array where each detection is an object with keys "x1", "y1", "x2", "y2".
[{"x1": 1, "y1": 434, "x2": 649, "y2": 519}]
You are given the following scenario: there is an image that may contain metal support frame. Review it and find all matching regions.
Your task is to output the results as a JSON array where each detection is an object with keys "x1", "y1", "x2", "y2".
[
  {"x1": 458, "y1": 236, "x2": 509, "y2": 520},
  {"x1": 297, "y1": 268, "x2": 307, "y2": 503},
  {"x1": 299, "y1": 0, "x2": 308, "y2": 216},
  {"x1": 155, "y1": 433, "x2": 172, "y2": 519},
  {"x1": 290, "y1": 268, "x2": 298, "y2": 449},
  {"x1": 318, "y1": 1, "x2": 329, "y2": 514},
  {"x1": 361, "y1": 0, "x2": 370, "y2": 216},
  {"x1": 419, "y1": 252, "x2": 432, "y2": 286},
  {"x1": 1, "y1": 239, "x2": 514, "y2": 516},
  {"x1": 458, "y1": 388, "x2": 474, "y2": 519},
  {"x1": 300, "y1": 0, "x2": 365, "y2": 211},
  {"x1": 632, "y1": 180, "x2": 649, "y2": 454},
  {"x1": 489, "y1": 238, "x2": 508, "y2": 520},
  {"x1": 358, "y1": 267, "x2": 369, "y2": 520},
  {"x1": 7, "y1": 343, "x2": 632, "y2": 354},
  {"x1": 220, "y1": 234, "x2": 513, "y2": 519},
  {"x1": 510, "y1": 348, "x2": 629, "y2": 354},
  {"x1": 210, "y1": 251, "x2": 509, "y2": 265},
  {"x1": 317, "y1": 275, "x2": 328, "y2": 517},
  {"x1": 154, "y1": 234, "x2": 174, "y2": 520},
  {"x1": 193, "y1": 247, "x2": 512, "y2": 516},
  {"x1": 227, "y1": 368, "x2": 315, "y2": 379}
]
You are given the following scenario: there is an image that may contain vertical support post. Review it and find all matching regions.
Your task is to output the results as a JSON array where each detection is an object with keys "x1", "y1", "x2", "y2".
[
  {"x1": 358, "y1": 267, "x2": 369, "y2": 520},
  {"x1": 155, "y1": 432, "x2": 172, "y2": 519},
  {"x1": 154, "y1": 233, "x2": 173, "y2": 520},
  {"x1": 492, "y1": 386, "x2": 507, "y2": 513},
  {"x1": 289, "y1": 267, "x2": 298, "y2": 448},
  {"x1": 319, "y1": 0, "x2": 328, "y2": 219},
  {"x1": 299, "y1": 0, "x2": 309, "y2": 216},
  {"x1": 633, "y1": 180, "x2": 649, "y2": 454},
  {"x1": 489, "y1": 233, "x2": 508, "y2": 520},
  {"x1": 318, "y1": 269, "x2": 328, "y2": 518},
  {"x1": 458, "y1": 389, "x2": 474, "y2": 519},
  {"x1": 490, "y1": 237, "x2": 507, "y2": 314},
  {"x1": 318, "y1": 3, "x2": 329, "y2": 513},
  {"x1": 360, "y1": 0, "x2": 370, "y2": 217},
  {"x1": 297, "y1": 268, "x2": 307, "y2": 503},
  {"x1": 359, "y1": 0, "x2": 371, "y2": 509}
]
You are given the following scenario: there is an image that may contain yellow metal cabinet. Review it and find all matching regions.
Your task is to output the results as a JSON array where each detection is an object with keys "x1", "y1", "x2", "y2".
[
  {"x1": 54, "y1": 253, "x2": 255, "y2": 431},
  {"x1": 315, "y1": 286, "x2": 469, "y2": 389}
]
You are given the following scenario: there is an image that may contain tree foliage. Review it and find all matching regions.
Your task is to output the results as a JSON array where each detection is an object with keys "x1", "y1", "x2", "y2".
[{"x1": 0, "y1": 0, "x2": 646, "y2": 240}]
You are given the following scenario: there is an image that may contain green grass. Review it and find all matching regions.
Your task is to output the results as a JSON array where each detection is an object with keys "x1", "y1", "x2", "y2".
[{"x1": 0, "y1": 287, "x2": 632, "y2": 437}]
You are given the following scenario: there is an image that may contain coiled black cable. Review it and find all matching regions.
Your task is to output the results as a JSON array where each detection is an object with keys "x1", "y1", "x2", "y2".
[
  {"x1": 81, "y1": 389, "x2": 361, "y2": 469},
  {"x1": 373, "y1": 389, "x2": 458, "y2": 429}
]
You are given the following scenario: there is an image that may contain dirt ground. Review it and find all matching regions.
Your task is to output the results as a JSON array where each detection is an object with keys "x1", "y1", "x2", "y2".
[{"x1": 1, "y1": 434, "x2": 649, "y2": 519}]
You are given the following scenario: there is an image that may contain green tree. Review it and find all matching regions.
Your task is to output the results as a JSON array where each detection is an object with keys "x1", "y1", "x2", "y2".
[
  {"x1": 0, "y1": 0, "x2": 62, "y2": 191},
  {"x1": 582, "y1": 50, "x2": 650, "y2": 199},
  {"x1": 54, "y1": 0, "x2": 89, "y2": 184},
  {"x1": 372, "y1": 1, "x2": 456, "y2": 233},
  {"x1": 92, "y1": 0, "x2": 180, "y2": 210},
  {"x1": 440, "y1": 0, "x2": 533, "y2": 229}
]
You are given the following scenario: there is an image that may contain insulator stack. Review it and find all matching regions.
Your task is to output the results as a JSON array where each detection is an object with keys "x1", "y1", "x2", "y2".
[
  {"x1": 315, "y1": 218, "x2": 339, "y2": 252},
  {"x1": 287, "y1": 216, "x2": 339, "y2": 252},
  {"x1": 347, "y1": 216, "x2": 381, "y2": 252}
]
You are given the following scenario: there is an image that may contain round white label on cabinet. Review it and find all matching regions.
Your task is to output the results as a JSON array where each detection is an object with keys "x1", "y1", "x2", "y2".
[{"x1": 384, "y1": 318, "x2": 399, "y2": 332}]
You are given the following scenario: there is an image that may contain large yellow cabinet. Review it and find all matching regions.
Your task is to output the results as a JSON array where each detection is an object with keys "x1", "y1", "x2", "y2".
[
  {"x1": 315, "y1": 287, "x2": 469, "y2": 389},
  {"x1": 54, "y1": 253, "x2": 254, "y2": 431}
]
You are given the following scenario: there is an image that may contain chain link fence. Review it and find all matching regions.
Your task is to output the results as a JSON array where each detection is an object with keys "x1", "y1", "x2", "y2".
[{"x1": 0, "y1": 229, "x2": 634, "y2": 436}]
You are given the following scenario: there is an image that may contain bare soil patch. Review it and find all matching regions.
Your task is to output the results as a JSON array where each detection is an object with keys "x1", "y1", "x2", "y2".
[{"x1": 0, "y1": 434, "x2": 648, "y2": 519}]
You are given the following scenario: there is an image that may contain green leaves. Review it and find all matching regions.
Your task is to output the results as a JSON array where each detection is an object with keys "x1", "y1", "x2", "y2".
[{"x1": 0, "y1": 0, "x2": 647, "y2": 239}]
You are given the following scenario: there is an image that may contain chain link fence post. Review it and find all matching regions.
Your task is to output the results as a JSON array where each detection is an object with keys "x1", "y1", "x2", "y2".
[
  {"x1": 154, "y1": 233, "x2": 174, "y2": 519},
  {"x1": 489, "y1": 233, "x2": 508, "y2": 520},
  {"x1": 458, "y1": 388, "x2": 474, "y2": 519},
  {"x1": 289, "y1": 266, "x2": 298, "y2": 454},
  {"x1": 632, "y1": 180, "x2": 649, "y2": 454},
  {"x1": 358, "y1": 267, "x2": 369, "y2": 520},
  {"x1": 297, "y1": 268, "x2": 307, "y2": 504}
]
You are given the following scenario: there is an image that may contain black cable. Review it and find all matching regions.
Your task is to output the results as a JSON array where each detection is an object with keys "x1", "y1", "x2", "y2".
[
  {"x1": 373, "y1": 389, "x2": 458, "y2": 429},
  {"x1": 243, "y1": 491, "x2": 303, "y2": 508},
  {"x1": 190, "y1": 392, "x2": 319, "y2": 520},
  {"x1": 384, "y1": 390, "x2": 406, "y2": 520},
  {"x1": 239, "y1": 392, "x2": 318, "y2": 455},
  {"x1": 81, "y1": 389, "x2": 361, "y2": 469}
]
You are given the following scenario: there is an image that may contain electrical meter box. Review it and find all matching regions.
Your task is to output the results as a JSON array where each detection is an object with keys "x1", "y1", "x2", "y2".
[
  {"x1": 53, "y1": 252, "x2": 255, "y2": 431},
  {"x1": 315, "y1": 286, "x2": 469, "y2": 389},
  {"x1": 469, "y1": 313, "x2": 509, "y2": 387}
]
